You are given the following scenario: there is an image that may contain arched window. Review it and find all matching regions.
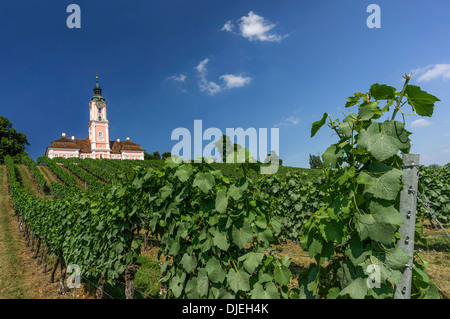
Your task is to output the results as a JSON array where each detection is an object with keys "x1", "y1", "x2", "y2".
[{"x1": 99, "y1": 131, "x2": 103, "y2": 138}]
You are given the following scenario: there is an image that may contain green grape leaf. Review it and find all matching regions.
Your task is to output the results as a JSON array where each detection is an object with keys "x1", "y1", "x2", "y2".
[
  {"x1": 360, "y1": 163, "x2": 404, "y2": 201},
  {"x1": 322, "y1": 144, "x2": 345, "y2": 168},
  {"x1": 169, "y1": 273, "x2": 186, "y2": 298},
  {"x1": 274, "y1": 264, "x2": 292, "y2": 286},
  {"x1": 405, "y1": 85, "x2": 440, "y2": 117},
  {"x1": 185, "y1": 276, "x2": 199, "y2": 298},
  {"x1": 196, "y1": 269, "x2": 209, "y2": 298},
  {"x1": 369, "y1": 200, "x2": 403, "y2": 227},
  {"x1": 345, "y1": 237, "x2": 371, "y2": 266},
  {"x1": 358, "y1": 120, "x2": 411, "y2": 162},
  {"x1": 338, "y1": 114, "x2": 357, "y2": 138},
  {"x1": 345, "y1": 95, "x2": 360, "y2": 108},
  {"x1": 238, "y1": 251, "x2": 264, "y2": 274},
  {"x1": 358, "y1": 102, "x2": 382, "y2": 121},
  {"x1": 205, "y1": 258, "x2": 226, "y2": 283},
  {"x1": 311, "y1": 113, "x2": 328, "y2": 137},
  {"x1": 308, "y1": 237, "x2": 323, "y2": 258},
  {"x1": 174, "y1": 165, "x2": 193, "y2": 182},
  {"x1": 227, "y1": 268, "x2": 250, "y2": 293},
  {"x1": 385, "y1": 246, "x2": 411, "y2": 270},
  {"x1": 193, "y1": 172, "x2": 216, "y2": 193},
  {"x1": 181, "y1": 253, "x2": 197, "y2": 273},
  {"x1": 251, "y1": 282, "x2": 280, "y2": 299},
  {"x1": 232, "y1": 221, "x2": 253, "y2": 249},
  {"x1": 212, "y1": 229, "x2": 230, "y2": 251},
  {"x1": 338, "y1": 278, "x2": 368, "y2": 299},
  {"x1": 370, "y1": 84, "x2": 396, "y2": 100},
  {"x1": 356, "y1": 213, "x2": 397, "y2": 245},
  {"x1": 215, "y1": 187, "x2": 229, "y2": 214}
]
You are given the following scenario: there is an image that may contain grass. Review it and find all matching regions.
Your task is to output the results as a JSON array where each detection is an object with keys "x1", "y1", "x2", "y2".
[
  {"x1": 0, "y1": 165, "x2": 33, "y2": 298},
  {"x1": 15, "y1": 164, "x2": 41, "y2": 197},
  {"x1": 134, "y1": 255, "x2": 161, "y2": 298}
]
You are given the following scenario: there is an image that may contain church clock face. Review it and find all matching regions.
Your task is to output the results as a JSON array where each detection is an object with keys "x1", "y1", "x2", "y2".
[{"x1": 96, "y1": 101, "x2": 106, "y2": 109}]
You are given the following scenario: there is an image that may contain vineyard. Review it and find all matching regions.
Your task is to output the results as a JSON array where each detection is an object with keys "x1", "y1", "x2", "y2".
[{"x1": 2, "y1": 79, "x2": 449, "y2": 299}]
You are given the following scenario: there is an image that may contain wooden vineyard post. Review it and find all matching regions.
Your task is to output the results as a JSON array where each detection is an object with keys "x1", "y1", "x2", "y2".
[
  {"x1": 394, "y1": 154, "x2": 420, "y2": 299},
  {"x1": 125, "y1": 264, "x2": 140, "y2": 299}
]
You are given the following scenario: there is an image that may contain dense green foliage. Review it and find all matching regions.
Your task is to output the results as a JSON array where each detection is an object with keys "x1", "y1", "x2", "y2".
[
  {"x1": 22, "y1": 154, "x2": 47, "y2": 193},
  {"x1": 5, "y1": 77, "x2": 448, "y2": 300},
  {"x1": 0, "y1": 116, "x2": 29, "y2": 163},
  {"x1": 299, "y1": 78, "x2": 441, "y2": 299},
  {"x1": 418, "y1": 163, "x2": 450, "y2": 224},
  {"x1": 6, "y1": 155, "x2": 141, "y2": 284},
  {"x1": 258, "y1": 172, "x2": 326, "y2": 242},
  {"x1": 58, "y1": 158, "x2": 107, "y2": 192},
  {"x1": 37, "y1": 156, "x2": 76, "y2": 187},
  {"x1": 135, "y1": 160, "x2": 293, "y2": 298}
]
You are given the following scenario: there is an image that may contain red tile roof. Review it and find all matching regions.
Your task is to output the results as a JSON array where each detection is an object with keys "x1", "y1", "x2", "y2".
[{"x1": 46, "y1": 136, "x2": 144, "y2": 154}]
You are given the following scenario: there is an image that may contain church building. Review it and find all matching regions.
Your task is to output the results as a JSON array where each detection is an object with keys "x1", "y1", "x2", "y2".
[{"x1": 45, "y1": 75, "x2": 145, "y2": 160}]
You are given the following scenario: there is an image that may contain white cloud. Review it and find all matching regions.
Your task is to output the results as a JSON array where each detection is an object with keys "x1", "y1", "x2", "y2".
[
  {"x1": 441, "y1": 148, "x2": 450, "y2": 154},
  {"x1": 221, "y1": 20, "x2": 234, "y2": 32},
  {"x1": 410, "y1": 119, "x2": 433, "y2": 128},
  {"x1": 412, "y1": 64, "x2": 450, "y2": 82},
  {"x1": 220, "y1": 74, "x2": 251, "y2": 89},
  {"x1": 444, "y1": 133, "x2": 450, "y2": 137},
  {"x1": 275, "y1": 116, "x2": 299, "y2": 127},
  {"x1": 168, "y1": 74, "x2": 187, "y2": 82},
  {"x1": 195, "y1": 58, "x2": 251, "y2": 96},
  {"x1": 222, "y1": 11, "x2": 287, "y2": 42},
  {"x1": 196, "y1": 58, "x2": 209, "y2": 73}
]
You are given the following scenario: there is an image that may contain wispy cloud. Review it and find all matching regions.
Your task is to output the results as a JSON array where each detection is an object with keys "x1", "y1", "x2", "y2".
[
  {"x1": 412, "y1": 64, "x2": 450, "y2": 82},
  {"x1": 221, "y1": 11, "x2": 288, "y2": 43},
  {"x1": 221, "y1": 20, "x2": 234, "y2": 32},
  {"x1": 274, "y1": 116, "x2": 299, "y2": 127},
  {"x1": 220, "y1": 74, "x2": 251, "y2": 89},
  {"x1": 195, "y1": 58, "x2": 251, "y2": 96},
  {"x1": 168, "y1": 74, "x2": 187, "y2": 82},
  {"x1": 410, "y1": 119, "x2": 433, "y2": 128}
]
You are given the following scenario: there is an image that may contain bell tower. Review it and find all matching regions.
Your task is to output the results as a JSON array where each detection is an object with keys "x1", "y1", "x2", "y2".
[{"x1": 88, "y1": 74, "x2": 110, "y2": 158}]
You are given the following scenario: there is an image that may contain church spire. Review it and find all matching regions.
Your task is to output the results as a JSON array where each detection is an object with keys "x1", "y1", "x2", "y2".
[{"x1": 93, "y1": 72, "x2": 104, "y2": 100}]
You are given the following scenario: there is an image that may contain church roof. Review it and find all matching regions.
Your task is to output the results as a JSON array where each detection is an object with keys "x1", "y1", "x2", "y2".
[
  {"x1": 110, "y1": 139, "x2": 145, "y2": 153},
  {"x1": 46, "y1": 136, "x2": 144, "y2": 154},
  {"x1": 48, "y1": 136, "x2": 79, "y2": 149}
]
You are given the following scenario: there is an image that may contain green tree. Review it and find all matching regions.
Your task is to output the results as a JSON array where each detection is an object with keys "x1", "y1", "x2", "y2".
[
  {"x1": 161, "y1": 152, "x2": 171, "y2": 160},
  {"x1": 427, "y1": 163, "x2": 440, "y2": 170},
  {"x1": 145, "y1": 151, "x2": 161, "y2": 160},
  {"x1": 0, "y1": 116, "x2": 29, "y2": 163},
  {"x1": 308, "y1": 154, "x2": 323, "y2": 169}
]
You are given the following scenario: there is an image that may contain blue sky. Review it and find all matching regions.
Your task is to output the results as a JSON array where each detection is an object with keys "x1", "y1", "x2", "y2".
[{"x1": 1, "y1": 0, "x2": 449, "y2": 167}]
